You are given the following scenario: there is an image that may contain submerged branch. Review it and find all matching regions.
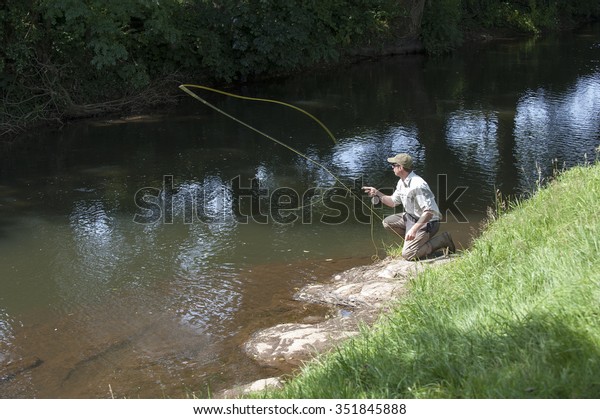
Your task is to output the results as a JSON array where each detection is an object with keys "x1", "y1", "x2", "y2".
[{"x1": 1, "y1": 59, "x2": 180, "y2": 141}]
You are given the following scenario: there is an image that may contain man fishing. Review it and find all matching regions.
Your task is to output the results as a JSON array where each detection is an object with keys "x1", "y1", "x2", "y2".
[{"x1": 363, "y1": 153, "x2": 455, "y2": 260}]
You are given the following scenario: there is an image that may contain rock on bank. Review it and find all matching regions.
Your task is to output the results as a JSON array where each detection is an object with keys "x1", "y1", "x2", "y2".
[{"x1": 243, "y1": 255, "x2": 456, "y2": 369}]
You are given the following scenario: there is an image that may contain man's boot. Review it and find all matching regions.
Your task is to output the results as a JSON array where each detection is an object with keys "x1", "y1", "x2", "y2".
[{"x1": 426, "y1": 232, "x2": 456, "y2": 255}]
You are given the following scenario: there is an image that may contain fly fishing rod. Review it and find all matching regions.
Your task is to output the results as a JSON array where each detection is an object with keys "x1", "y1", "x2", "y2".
[{"x1": 179, "y1": 84, "x2": 396, "y2": 259}]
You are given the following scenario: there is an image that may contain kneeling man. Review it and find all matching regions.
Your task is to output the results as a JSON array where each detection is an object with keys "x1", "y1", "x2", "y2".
[{"x1": 363, "y1": 153, "x2": 455, "y2": 260}]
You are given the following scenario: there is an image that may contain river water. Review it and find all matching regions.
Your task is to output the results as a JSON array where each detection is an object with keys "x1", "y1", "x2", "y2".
[{"x1": 1, "y1": 25, "x2": 599, "y2": 398}]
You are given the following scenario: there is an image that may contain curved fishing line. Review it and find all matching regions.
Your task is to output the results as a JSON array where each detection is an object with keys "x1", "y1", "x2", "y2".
[
  {"x1": 179, "y1": 84, "x2": 337, "y2": 145},
  {"x1": 179, "y1": 84, "x2": 342, "y2": 213},
  {"x1": 179, "y1": 84, "x2": 397, "y2": 253},
  {"x1": 370, "y1": 201, "x2": 382, "y2": 262}
]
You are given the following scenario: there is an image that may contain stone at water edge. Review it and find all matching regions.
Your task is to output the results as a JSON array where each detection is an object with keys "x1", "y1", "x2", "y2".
[
  {"x1": 219, "y1": 377, "x2": 283, "y2": 398},
  {"x1": 243, "y1": 320, "x2": 360, "y2": 368}
]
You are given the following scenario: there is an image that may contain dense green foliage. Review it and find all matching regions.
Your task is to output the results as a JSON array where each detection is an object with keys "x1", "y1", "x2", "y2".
[
  {"x1": 0, "y1": 0, "x2": 405, "y2": 137},
  {"x1": 422, "y1": 0, "x2": 463, "y2": 54},
  {"x1": 423, "y1": 0, "x2": 600, "y2": 53},
  {"x1": 1, "y1": 0, "x2": 598, "y2": 137},
  {"x1": 261, "y1": 161, "x2": 600, "y2": 398}
]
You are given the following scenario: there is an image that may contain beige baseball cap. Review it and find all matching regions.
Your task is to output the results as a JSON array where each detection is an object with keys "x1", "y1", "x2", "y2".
[{"x1": 387, "y1": 153, "x2": 413, "y2": 169}]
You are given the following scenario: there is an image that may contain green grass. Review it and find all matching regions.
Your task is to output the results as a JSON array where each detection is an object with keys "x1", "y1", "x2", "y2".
[{"x1": 258, "y1": 162, "x2": 600, "y2": 398}]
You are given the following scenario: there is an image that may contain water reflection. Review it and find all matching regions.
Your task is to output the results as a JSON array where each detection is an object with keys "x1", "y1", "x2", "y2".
[
  {"x1": 389, "y1": 125, "x2": 423, "y2": 159},
  {"x1": 332, "y1": 124, "x2": 424, "y2": 178},
  {"x1": 174, "y1": 271, "x2": 242, "y2": 336},
  {"x1": 70, "y1": 200, "x2": 114, "y2": 247},
  {"x1": 172, "y1": 218, "x2": 243, "y2": 334},
  {"x1": 514, "y1": 73, "x2": 600, "y2": 191},
  {"x1": 0, "y1": 309, "x2": 13, "y2": 365},
  {"x1": 446, "y1": 109, "x2": 499, "y2": 182},
  {"x1": 169, "y1": 177, "x2": 235, "y2": 224},
  {"x1": 68, "y1": 199, "x2": 125, "y2": 286}
]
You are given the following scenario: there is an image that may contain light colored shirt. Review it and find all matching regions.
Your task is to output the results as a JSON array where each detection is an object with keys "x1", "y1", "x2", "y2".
[{"x1": 391, "y1": 171, "x2": 441, "y2": 221}]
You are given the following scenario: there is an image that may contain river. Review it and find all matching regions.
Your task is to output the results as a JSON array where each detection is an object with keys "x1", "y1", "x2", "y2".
[{"x1": 1, "y1": 24, "x2": 599, "y2": 398}]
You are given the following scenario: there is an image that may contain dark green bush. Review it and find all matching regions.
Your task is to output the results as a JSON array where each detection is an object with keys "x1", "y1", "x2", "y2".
[{"x1": 421, "y1": 0, "x2": 464, "y2": 54}]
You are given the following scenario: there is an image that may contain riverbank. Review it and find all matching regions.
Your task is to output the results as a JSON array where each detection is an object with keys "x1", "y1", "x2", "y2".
[
  {"x1": 219, "y1": 254, "x2": 457, "y2": 398},
  {"x1": 3, "y1": 0, "x2": 598, "y2": 142},
  {"x1": 242, "y1": 161, "x2": 600, "y2": 398}
]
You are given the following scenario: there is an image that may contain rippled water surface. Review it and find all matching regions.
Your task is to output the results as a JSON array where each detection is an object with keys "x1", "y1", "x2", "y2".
[{"x1": 1, "y1": 25, "x2": 599, "y2": 398}]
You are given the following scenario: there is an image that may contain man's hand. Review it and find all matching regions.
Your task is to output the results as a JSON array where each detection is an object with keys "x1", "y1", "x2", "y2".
[
  {"x1": 406, "y1": 225, "x2": 419, "y2": 241},
  {"x1": 406, "y1": 211, "x2": 434, "y2": 240},
  {"x1": 362, "y1": 186, "x2": 379, "y2": 198},
  {"x1": 363, "y1": 186, "x2": 396, "y2": 208}
]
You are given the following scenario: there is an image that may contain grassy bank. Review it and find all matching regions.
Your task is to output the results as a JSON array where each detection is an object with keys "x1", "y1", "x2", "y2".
[{"x1": 260, "y1": 162, "x2": 600, "y2": 398}]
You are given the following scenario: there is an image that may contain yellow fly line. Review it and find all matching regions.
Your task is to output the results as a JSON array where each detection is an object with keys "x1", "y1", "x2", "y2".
[
  {"x1": 178, "y1": 83, "x2": 391, "y2": 259},
  {"x1": 179, "y1": 84, "x2": 337, "y2": 145}
]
